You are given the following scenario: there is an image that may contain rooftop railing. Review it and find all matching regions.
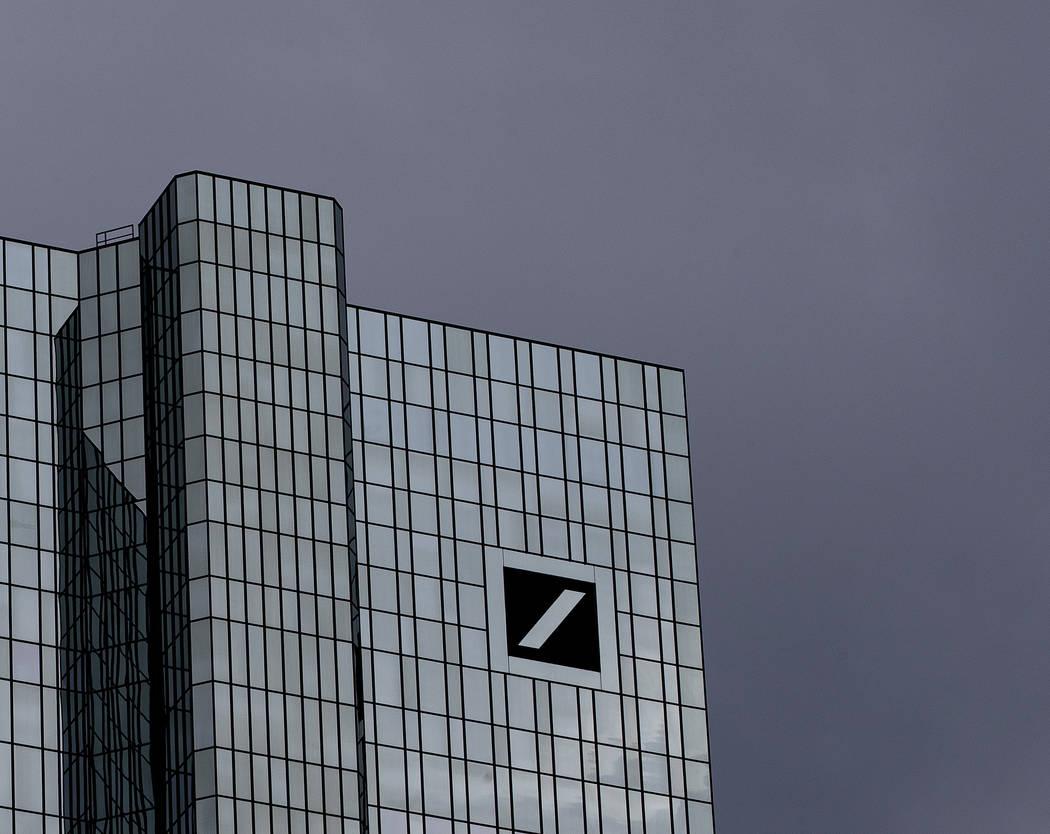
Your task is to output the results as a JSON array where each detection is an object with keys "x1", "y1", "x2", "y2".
[{"x1": 95, "y1": 224, "x2": 137, "y2": 246}]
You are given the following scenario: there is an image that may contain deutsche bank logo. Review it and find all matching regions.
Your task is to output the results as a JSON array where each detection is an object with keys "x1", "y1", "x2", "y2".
[
  {"x1": 486, "y1": 548, "x2": 618, "y2": 689},
  {"x1": 504, "y1": 567, "x2": 601, "y2": 672}
]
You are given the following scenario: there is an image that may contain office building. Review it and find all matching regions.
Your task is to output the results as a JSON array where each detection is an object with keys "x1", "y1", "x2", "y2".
[{"x1": 1, "y1": 172, "x2": 712, "y2": 833}]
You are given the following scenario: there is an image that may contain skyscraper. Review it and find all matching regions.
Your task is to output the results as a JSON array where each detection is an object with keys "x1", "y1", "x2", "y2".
[{"x1": 1, "y1": 172, "x2": 712, "y2": 833}]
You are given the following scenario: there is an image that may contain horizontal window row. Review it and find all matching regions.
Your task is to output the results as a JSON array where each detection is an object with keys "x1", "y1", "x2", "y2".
[
  {"x1": 362, "y1": 649, "x2": 708, "y2": 732},
  {"x1": 188, "y1": 522, "x2": 352, "y2": 593},
  {"x1": 367, "y1": 673, "x2": 708, "y2": 754},
  {"x1": 359, "y1": 612, "x2": 703, "y2": 686},
  {"x1": 77, "y1": 331, "x2": 144, "y2": 381},
  {"x1": 353, "y1": 470, "x2": 694, "y2": 531},
  {"x1": 75, "y1": 287, "x2": 141, "y2": 336},
  {"x1": 1, "y1": 291, "x2": 78, "y2": 337},
  {"x1": 178, "y1": 174, "x2": 339, "y2": 250},
  {"x1": 364, "y1": 689, "x2": 708, "y2": 763},
  {"x1": 0, "y1": 240, "x2": 78, "y2": 298},
  {"x1": 181, "y1": 263, "x2": 342, "y2": 329},
  {"x1": 351, "y1": 395, "x2": 689, "y2": 465},
  {"x1": 368, "y1": 737, "x2": 711, "y2": 802},
  {"x1": 200, "y1": 682, "x2": 357, "y2": 765},
  {"x1": 183, "y1": 439, "x2": 347, "y2": 497},
  {"x1": 192, "y1": 793, "x2": 358, "y2": 834},
  {"x1": 355, "y1": 461, "x2": 693, "y2": 540},
  {"x1": 0, "y1": 542, "x2": 59, "y2": 589},
  {"x1": 359, "y1": 556, "x2": 697, "y2": 624},
  {"x1": 359, "y1": 610, "x2": 702, "y2": 684},
  {"x1": 178, "y1": 328, "x2": 345, "y2": 380},
  {"x1": 0, "y1": 502, "x2": 58, "y2": 550},
  {"x1": 351, "y1": 393, "x2": 689, "y2": 470},
  {"x1": 355, "y1": 439, "x2": 690, "y2": 501},
  {"x1": 0, "y1": 639, "x2": 59, "y2": 687},
  {"x1": 77, "y1": 238, "x2": 139, "y2": 295},
  {"x1": 177, "y1": 224, "x2": 340, "y2": 286},
  {"x1": 370, "y1": 795, "x2": 712, "y2": 834},
  {"x1": 0, "y1": 378, "x2": 53, "y2": 421},
  {"x1": 182, "y1": 482, "x2": 351, "y2": 541},
  {"x1": 198, "y1": 582, "x2": 354, "y2": 636},
  {"x1": 183, "y1": 392, "x2": 346, "y2": 445},
  {"x1": 78, "y1": 380, "x2": 145, "y2": 427},
  {"x1": 349, "y1": 309, "x2": 686, "y2": 418},
  {"x1": 360, "y1": 564, "x2": 696, "y2": 628},
  {"x1": 0, "y1": 744, "x2": 63, "y2": 815},
  {"x1": 0, "y1": 681, "x2": 61, "y2": 748},
  {"x1": 0, "y1": 415, "x2": 55, "y2": 457},
  {"x1": 351, "y1": 357, "x2": 687, "y2": 435},
  {"x1": 356, "y1": 507, "x2": 695, "y2": 566},
  {"x1": 356, "y1": 522, "x2": 697, "y2": 584}
]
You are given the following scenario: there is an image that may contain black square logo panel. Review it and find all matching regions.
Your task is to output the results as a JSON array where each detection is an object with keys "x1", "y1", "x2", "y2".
[{"x1": 503, "y1": 566, "x2": 601, "y2": 673}]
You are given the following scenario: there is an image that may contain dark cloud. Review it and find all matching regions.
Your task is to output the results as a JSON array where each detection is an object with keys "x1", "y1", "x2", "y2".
[{"x1": 2, "y1": 2, "x2": 1047, "y2": 830}]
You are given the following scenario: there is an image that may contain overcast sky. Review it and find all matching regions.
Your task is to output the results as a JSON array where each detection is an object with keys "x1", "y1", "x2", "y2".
[{"x1": 2, "y1": 2, "x2": 1047, "y2": 831}]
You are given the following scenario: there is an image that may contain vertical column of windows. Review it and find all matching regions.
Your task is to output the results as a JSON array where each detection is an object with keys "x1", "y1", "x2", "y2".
[
  {"x1": 141, "y1": 184, "x2": 198, "y2": 834},
  {"x1": 1, "y1": 241, "x2": 78, "y2": 832},
  {"x1": 175, "y1": 174, "x2": 363, "y2": 834},
  {"x1": 57, "y1": 238, "x2": 153, "y2": 833}
]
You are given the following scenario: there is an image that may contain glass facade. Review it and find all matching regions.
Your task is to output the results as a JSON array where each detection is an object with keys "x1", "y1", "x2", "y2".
[
  {"x1": 0, "y1": 172, "x2": 712, "y2": 833},
  {"x1": 56, "y1": 238, "x2": 152, "y2": 832},
  {"x1": 2, "y1": 237, "x2": 80, "y2": 833},
  {"x1": 348, "y1": 310, "x2": 712, "y2": 834}
]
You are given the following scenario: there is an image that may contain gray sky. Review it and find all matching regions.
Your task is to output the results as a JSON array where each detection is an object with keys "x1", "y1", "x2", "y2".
[{"x1": 3, "y1": 1, "x2": 1047, "y2": 830}]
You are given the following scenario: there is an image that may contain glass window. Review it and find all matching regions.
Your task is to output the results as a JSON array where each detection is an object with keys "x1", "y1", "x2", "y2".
[
  {"x1": 5, "y1": 242, "x2": 33, "y2": 288},
  {"x1": 531, "y1": 344, "x2": 558, "y2": 391},
  {"x1": 534, "y1": 391, "x2": 560, "y2": 431},
  {"x1": 6, "y1": 288, "x2": 34, "y2": 332},
  {"x1": 511, "y1": 768, "x2": 540, "y2": 831},
  {"x1": 317, "y1": 198, "x2": 335, "y2": 245},
  {"x1": 445, "y1": 327, "x2": 472, "y2": 374},
  {"x1": 535, "y1": 430, "x2": 564, "y2": 478},
  {"x1": 681, "y1": 708, "x2": 708, "y2": 761},
  {"x1": 662, "y1": 414, "x2": 688, "y2": 455},
  {"x1": 50, "y1": 249, "x2": 77, "y2": 298}
]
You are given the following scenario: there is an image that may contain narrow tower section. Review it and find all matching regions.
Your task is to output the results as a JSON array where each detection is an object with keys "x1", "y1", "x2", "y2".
[
  {"x1": 56, "y1": 238, "x2": 153, "y2": 833},
  {"x1": 140, "y1": 174, "x2": 366, "y2": 833},
  {"x1": 0, "y1": 239, "x2": 78, "y2": 833}
]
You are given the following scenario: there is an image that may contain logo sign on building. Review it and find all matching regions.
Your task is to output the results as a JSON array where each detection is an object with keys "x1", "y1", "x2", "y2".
[
  {"x1": 486, "y1": 548, "x2": 617, "y2": 689},
  {"x1": 503, "y1": 567, "x2": 601, "y2": 671}
]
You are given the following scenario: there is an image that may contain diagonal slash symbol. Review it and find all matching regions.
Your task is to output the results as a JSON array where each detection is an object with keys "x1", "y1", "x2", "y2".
[{"x1": 518, "y1": 589, "x2": 586, "y2": 649}]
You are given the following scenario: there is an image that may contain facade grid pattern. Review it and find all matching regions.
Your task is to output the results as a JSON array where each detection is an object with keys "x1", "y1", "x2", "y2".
[
  {"x1": 57, "y1": 238, "x2": 154, "y2": 833},
  {"x1": 0, "y1": 171, "x2": 713, "y2": 834},
  {"x1": 348, "y1": 308, "x2": 712, "y2": 834},
  {"x1": 141, "y1": 174, "x2": 367, "y2": 834},
  {"x1": 1, "y1": 237, "x2": 79, "y2": 832}
]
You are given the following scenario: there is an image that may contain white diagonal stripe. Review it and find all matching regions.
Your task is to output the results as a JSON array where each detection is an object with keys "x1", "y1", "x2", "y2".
[{"x1": 518, "y1": 589, "x2": 587, "y2": 650}]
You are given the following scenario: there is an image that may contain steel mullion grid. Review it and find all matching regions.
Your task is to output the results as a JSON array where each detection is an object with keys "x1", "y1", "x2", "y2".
[
  {"x1": 302, "y1": 186, "x2": 351, "y2": 824},
  {"x1": 542, "y1": 347, "x2": 571, "y2": 830},
  {"x1": 280, "y1": 181, "x2": 305, "y2": 828},
  {"x1": 220, "y1": 175, "x2": 255, "y2": 829},
  {"x1": 207, "y1": 175, "x2": 240, "y2": 825},
  {"x1": 428, "y1": 322, "x2": 457, "y2": 828},
  {"x1": 389, "y1": 311, "x2": 413, "y2": 821},
  {"x1": 477, "y1": 329, "x2": 507, "y2": 829},
  {"x1": 249, "y1": 180, "x2": 279, "y2": 829},
  {"x1": 606, "y1": 354, "x2": 647, "y2": 831},
  {"x1": 208, "y1": 173, "x2": 240, "y2": 825},
  {"x1": 636, "y1": 362, "x2": 680, "y2": 824},
  {"x1": 453, "y1": 327, "x2": 487, "y2": 826},
  {"x1": 672, "y1": 367, "x2": 715, "y2": 823},
  {"x1": 611, "y1": 359, "x2": 651, "y2": 831},
  {"x1": 568, "y1": 347, "x2": 603, "y2": 834}
]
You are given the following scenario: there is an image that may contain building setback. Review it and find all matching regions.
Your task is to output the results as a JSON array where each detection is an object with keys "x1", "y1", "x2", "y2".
[{"x1": 0, "y1": 172, "x2": 713, "y2": 833}]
